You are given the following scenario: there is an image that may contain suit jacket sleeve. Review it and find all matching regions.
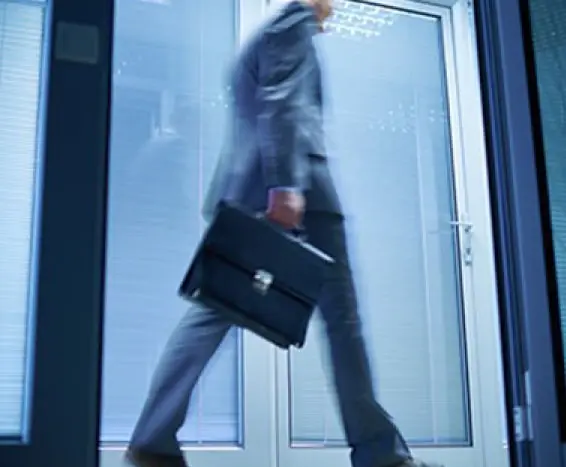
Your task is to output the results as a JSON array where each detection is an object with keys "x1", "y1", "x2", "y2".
[{"x1": 256, "y1": 17, "x2": 316, "y2": 190}]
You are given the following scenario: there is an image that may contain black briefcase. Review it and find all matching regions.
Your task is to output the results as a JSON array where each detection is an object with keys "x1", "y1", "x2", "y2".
[{"x1": 178, "y1": 202, "x2": 334, "y2": 349}]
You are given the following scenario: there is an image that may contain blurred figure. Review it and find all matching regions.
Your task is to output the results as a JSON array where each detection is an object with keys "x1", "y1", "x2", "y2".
[
  {"x1": 130, "y1": 98, "x2": 197, "y2": 207},
  {"x1": 125, "y1": 2, "x2": 444, "y2": 467}
]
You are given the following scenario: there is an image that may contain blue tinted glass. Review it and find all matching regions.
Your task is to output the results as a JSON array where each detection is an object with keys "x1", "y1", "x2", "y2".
[
  {"x1": 527, "y1": 0, "x2": 566, "y2": 393},
  {"x1": 101, "y1": 0, "x2": 240, "y2": 444},
  {"x1": 290, "y1": 3, "x2": 470, "y2": 446}
]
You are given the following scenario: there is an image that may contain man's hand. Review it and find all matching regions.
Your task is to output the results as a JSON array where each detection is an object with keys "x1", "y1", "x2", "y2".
[{"x1": 266, "y1": 188, "x2": 305, "y2": 229}]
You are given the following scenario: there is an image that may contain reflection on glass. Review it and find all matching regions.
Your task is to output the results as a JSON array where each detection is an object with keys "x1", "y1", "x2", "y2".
[
  {"x1": 0, "y1": 1, "x2": 44, "y2": 438},
  {"x1": 527, "y1": 0, "x2": 566, "y2": 386},
  {"x1": 290, "y1": 5, "x2": 470, "y2": 446},
  {"x1": 101, "y1": 0, "x2": 240, "y2": 444}
]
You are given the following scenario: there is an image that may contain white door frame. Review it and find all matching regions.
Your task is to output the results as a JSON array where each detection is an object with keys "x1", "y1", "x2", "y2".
[
  {"x1": 447, "y1": 0, "x2": 509, "y2": 465},
  {"x1": 271, "y1": 1, "x2": 510, "y2": 467},
  {"x1": 100, "y1": 2, "x2": 277, "y2": 466}
]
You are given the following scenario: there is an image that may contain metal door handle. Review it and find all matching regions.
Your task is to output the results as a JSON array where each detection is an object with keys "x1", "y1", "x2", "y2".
[{"x1": 449, "y1": 220, "x2": 473, "y2": 232}]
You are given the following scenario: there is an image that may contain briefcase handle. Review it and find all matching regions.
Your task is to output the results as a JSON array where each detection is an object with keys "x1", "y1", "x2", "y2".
[{"x1": 254, "y1": 212, "x2": 308, "y2": 242}]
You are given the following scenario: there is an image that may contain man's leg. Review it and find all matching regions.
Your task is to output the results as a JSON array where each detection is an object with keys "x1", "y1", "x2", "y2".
[
  {"x1": 128, "y1": 304, "x2": 232, "y2": 458},
  {"x1": 303, "y1": 213, "x2": 412, "y2": 467}
]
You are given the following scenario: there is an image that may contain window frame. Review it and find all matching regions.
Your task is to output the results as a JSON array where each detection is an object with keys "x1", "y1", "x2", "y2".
[
  {"x1": 1, "y1": 0, "x2": 114, "y2": 465},
  {"x1": 474, "y1": 0, "x2": 564, "y2": 466}
]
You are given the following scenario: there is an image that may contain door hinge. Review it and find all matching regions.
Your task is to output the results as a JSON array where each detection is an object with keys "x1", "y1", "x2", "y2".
[
  {"x1": 449, "y1": 217, "x2": 473, "y2": 266},
  {"x1": 513, "y1": 406, "x2": 530, "y2": 442},
  {"x1": 513, "y1": 370, "x2": 534, "y2": 442}
]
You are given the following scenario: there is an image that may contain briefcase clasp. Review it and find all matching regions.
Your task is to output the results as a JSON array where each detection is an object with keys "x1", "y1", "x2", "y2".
[{"x1": 253, "y1": 269, "x2": 274, "y2": 295}]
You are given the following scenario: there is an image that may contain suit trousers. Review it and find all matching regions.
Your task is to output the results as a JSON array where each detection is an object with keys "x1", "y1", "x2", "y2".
[{"x1": 129, "y1": 213, "x2": 412, "y2": 467}]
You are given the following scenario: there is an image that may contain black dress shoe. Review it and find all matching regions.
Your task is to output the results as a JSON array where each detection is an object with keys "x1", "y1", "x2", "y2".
[{"x1": 124, "y1": 447, "x2": 189, "y2": 467}]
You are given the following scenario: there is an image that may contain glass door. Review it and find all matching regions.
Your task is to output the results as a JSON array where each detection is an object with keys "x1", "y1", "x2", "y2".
[
  {"x1": 98, "y1": 1, "x2": 274, "y2": 467},
  {"x1": 275, "y1": 1, "x2": 509, "y2": 467}
]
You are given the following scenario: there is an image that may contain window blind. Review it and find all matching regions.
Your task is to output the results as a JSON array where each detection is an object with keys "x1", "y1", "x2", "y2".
[
  {"x1": 0, "y1": 1, "x2": 44, "y2": 437},
  {"x1": 100, "y1": 0, "x2": 240, "y2": 444}
]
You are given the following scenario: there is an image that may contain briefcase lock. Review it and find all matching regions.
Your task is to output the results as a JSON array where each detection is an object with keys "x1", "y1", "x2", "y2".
[{"x1": 253, "y1": 269, "x2": 274, "y2": 295}]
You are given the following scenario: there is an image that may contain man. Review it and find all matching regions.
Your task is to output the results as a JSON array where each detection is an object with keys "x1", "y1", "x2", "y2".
[{"x1": 126, "y1": 1, "x2": 444, "y2": 467}]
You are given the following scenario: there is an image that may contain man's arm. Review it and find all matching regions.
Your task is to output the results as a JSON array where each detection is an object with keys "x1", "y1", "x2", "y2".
[{"x1": 256, "y1": 18, "x2": 316, "y2": 192}]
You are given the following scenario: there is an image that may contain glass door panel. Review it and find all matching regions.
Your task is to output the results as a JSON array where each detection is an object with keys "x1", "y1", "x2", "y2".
[
  {"x1": 277, "y1": 1, "x2": 506, "y2": 467},
  {"x1": 99, "y1": 1, "x2": 273, "y2": 466},
  {"x1": 290, "y1": 1, "x2": 468, "y2": 446}
]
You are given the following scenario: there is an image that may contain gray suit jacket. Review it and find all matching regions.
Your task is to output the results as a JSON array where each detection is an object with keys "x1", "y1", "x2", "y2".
[{"x1": 202, "y1": 0, "x2": 342, "y2": 221}]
